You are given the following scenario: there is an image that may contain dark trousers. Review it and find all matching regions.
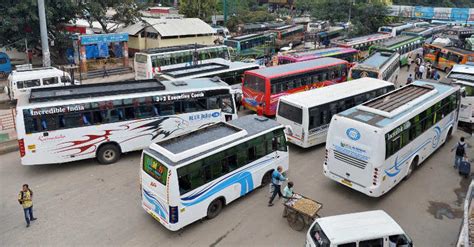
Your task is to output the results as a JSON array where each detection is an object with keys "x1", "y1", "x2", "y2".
[
  {"x1": 23, "y1": 206, "x2": 34, "y2": 224},
  {"x1": 269, "y1": 184, "x2": 282, "y2": 204}
]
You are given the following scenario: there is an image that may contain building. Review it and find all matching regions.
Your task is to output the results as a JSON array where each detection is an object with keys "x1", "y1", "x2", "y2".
[{"x1": 118, "y1": 18, "x2": 216, "y2": 55}]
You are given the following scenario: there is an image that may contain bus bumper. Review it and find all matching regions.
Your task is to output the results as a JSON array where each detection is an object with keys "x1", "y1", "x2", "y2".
[{"x1": 323, "y1": 165, "x2": 382, "y2": 197}]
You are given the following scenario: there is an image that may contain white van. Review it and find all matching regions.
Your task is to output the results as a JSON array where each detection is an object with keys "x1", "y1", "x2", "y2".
[
  {"x1": 306, "y1": 210, "x2": 413, "y2": 247},
  {"x1": 6, "y1": 66, "x2": 79, "y2": 100}
]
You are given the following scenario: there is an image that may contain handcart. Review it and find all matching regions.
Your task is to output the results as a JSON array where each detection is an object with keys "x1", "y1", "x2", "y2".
[{"x1": 283, "y1": 194, "x2": 323, "y2": 231}]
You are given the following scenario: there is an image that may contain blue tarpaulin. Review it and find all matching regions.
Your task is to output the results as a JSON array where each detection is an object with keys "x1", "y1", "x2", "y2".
[
  {"x1": 98, "y1": 42, "x2": 109, "y2": 58},
  {"x1": 114, "y1": 43, "x2": 123, "y2": 58},
  {"x1": 85, "y1": 45, "x2": 99, "y2": 59}
]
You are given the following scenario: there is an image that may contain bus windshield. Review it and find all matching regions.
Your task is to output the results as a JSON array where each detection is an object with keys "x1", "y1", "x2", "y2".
[
  {"x1": 278, "y1": 102, "x2": 302, "y2": 124},
  {"x1": 244, "y1": 74, "x2": 265, "y2": 92},
  {"x1": 310, "y1": 223, "x2": 330, "y2": 247},
  {"x1": 351, "y1": 69, "x2": 378, "y2": 79},
  {"x1": 143, "y1": 153, "x2": 168, "y2": 185},
  {"x1": 135, "y1": 54, "x2": 148, "y2": 63}
]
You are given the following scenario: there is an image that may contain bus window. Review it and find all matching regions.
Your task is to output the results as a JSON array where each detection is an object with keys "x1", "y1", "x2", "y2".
[
  {"x1": 17, "y1": 79, "x2": 40, "y2": 89},
  {"x1": 359, "y1": 238, "x2": 383, "y2": 247},
  {"x1": 338, "y1": 243, "x2": 356, "y2": 247},
  {"x1": 42, "y1": 77, "x2": 59, "y2": 85}
]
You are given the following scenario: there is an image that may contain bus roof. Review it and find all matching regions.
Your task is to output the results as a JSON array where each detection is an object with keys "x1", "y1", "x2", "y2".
[
  {"x1": 447, "y1": 64, "x2": 474, "y2": 84},
  {"x1": 316, "y1": 210, "x2": 404, "y2": 244},
  {"x1": 280, "y1": 78, "x2": 393, "y2": 108},
  {"x1": 338, "y1": 80, "x2": 457, "y2": 128},
  {"x1": 246, "y1": 57, "x2": 346, "y2": 79},
  {"x1": 356, "y1": 52, "x2": 397, "y2": 70},
  {"x1": 140, "y1": 44, "x2": 224, "y2": 55},
  {"x1": 333, "y1": 33, "x2": 391, "y2": 46},
  {"x1": 23, "y1": 78, "x2": 229, "y2": 105},
  {"x1": 229, "y1": 33, "x2": 268, "y2": 41},
  {"x1": 379, "y1": 35, "x2": 420, "y2": 48},
  {"x1": 160, "y1": 58, "x2": 259, "y2": 79},
  {"x1": 147, "y1": 115, "x2": 282, "y2": 166},
  {"x1": 9, "y1": 67, "x2": 66, "y2": 79},
  {"x1": 281, "y1": 47, "x2": 357, "y2": 59}
]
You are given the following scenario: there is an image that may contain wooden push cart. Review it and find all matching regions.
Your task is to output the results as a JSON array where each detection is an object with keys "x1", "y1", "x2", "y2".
[{"x1": 283, "y1": 194, "x2": 323, "y2": 231}]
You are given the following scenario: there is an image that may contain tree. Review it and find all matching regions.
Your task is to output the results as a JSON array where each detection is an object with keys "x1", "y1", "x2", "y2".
[
  {"x1": 0, "y1": 0, "x2": 78, "y2": 62},
  {"x1": 79, "y1": 0, "x2": 146, "y2": 33},
  {"x1": 179, "y1": 0, "x2": 219, "y2": 19},
  {"x1": 311, "y1": 0, "x2": 391, "y2": 37}
]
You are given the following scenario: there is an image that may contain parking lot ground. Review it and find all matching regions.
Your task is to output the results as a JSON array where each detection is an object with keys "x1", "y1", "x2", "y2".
[{"x1": 0, "y1": 129, "x2": 472, "y2": 246}]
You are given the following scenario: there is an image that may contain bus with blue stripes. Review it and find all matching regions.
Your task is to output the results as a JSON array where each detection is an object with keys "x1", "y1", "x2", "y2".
[
  {"x1": 140, "y1": 115, "x2": 288, "y2": 230},
  {"x1": 324, "y1": 80, "x2": 461, "y2": 197}
]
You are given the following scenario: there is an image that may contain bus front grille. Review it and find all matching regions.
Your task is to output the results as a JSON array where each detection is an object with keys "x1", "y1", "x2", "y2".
[{"x1": 333, "y1": 151, "x2": 368, "y2": 169}]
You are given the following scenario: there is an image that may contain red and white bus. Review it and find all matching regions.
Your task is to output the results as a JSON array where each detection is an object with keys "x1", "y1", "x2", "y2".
[
  {"x1": 242, "y1": 57, "x2": 349, "y2": 116},
  {"x1": 277, "y1": 47, "x2": 359, "y2": 65}
]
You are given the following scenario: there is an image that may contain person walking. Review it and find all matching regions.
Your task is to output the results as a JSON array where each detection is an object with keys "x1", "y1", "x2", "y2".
[
  {"x1": 419, "y1": 63, "x2": 426, "y2": 80},
  {"x1": 406, "y1": 74, "x2": 413, "y2": 85},
  {"x1": 18, "y1": 184, "x2": 37, "y2": 227},
  {"x1": 451, "y1": 137, "x2": 467, "y2": 169},
  {"x1": 268, "y1": 166, "x2": 287, "y2": 207},
  {"x1": 407, "y1": 56, "x2": 412, "y2": 72},
  {"x1": 433, "y1": 69, "x2": 440, "y2": 80},
  {"x1": 414, "y1": 64, "x2": 420, "y2": 80},
  {"x1": 282, "y1": 181, "x2": 295, "y2": 217},
  {"x1": 102, "y1": 61, "x2": 109, "y2": 78}
]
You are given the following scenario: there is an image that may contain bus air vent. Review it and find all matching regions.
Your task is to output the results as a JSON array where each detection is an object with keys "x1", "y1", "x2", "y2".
[
  {"x1": 172, "y1": 81, "x2": 187, "y2": 86},
  {"x1": 334, "y1": 150, "x2": 368, "y2": 169}
]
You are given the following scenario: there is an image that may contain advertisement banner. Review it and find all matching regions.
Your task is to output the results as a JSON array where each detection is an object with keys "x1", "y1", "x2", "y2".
[{"x1": 414, "y1": 6, "x2": 434, "y2": 19}]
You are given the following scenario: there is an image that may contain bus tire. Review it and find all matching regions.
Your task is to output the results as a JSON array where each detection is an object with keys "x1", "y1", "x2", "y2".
[
  {"x1": 261, "y1": 170, "x2": 274, "y2": 187},
  {"x1": 446, "y1": 127, "x2": 453, "y2": 142},
  {"x1": 207, "y1": 198, "x2": 224, "y2": 219},
  {"x1": 96, "y1": 143, "x2": 121, "y2": 165},
  {"x1": 405, "y1": 157, "x2": 418, "y2": 180}
]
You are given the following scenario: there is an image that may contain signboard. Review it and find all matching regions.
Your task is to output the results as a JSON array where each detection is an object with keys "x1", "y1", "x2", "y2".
[
  {"x1": 389, "y1": 5, "x2": 474, "y2": 21},
  {"x1": 80, "y1": 33, "x2": 128, "y2": 45}
]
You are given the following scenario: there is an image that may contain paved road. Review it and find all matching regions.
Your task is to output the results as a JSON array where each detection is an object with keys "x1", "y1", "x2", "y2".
[{"x1": 1, "y1": 66, "x2": 472, "y2": 247}]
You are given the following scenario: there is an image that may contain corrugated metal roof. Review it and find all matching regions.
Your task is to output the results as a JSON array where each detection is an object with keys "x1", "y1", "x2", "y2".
[
  {"x1": 142, "y1": 18, "x2": 215, "y2": 37},
  {"x1": 117, "y1": 22, "x2": 145, "y2": 35}
]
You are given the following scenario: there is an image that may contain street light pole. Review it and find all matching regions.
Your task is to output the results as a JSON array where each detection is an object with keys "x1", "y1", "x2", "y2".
[{"x1": 38, "y1": 0, "x2": 51, "y2": 67}]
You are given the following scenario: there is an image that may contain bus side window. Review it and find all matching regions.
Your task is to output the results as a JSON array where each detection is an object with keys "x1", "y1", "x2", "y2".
[
  {"x1": 159, "y1": 102, "x2": 175, "y2": 116},
  {"x1": 389, "y1": 234, "x2": 411, "y2": 246},
  {"x1": 359, "y1": 238, "x2": 383, "y2": 247},
  {"x1": 42, "y1": 77, "x2": 59, "y2": 85}
]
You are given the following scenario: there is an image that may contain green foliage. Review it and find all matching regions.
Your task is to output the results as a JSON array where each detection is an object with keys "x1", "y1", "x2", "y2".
[
  {"x1": 0, "y1": 0, "x2": 78, "y2": 60},
  {"x1": 179, "y1": 0, "x2": 219, "y2": 19},
  {"x1": 226, "y1": 11, "x2": 276, "y2": 32},
  {"x1": 79, "y1": 0, "x2": 146, "y2": 33},
  {"x1": 309, "y1": 0, "x2": 391, "y2": 36}
]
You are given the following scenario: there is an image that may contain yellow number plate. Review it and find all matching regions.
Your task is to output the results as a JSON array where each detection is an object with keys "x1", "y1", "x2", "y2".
[{"x1": 341, "y1": 179, "x2": 352, "y2": 187}]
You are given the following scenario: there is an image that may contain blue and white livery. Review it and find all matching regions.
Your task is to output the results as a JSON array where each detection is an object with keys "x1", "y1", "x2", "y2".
[
  {"x1": 324, "y1": 80, "x2": 461, "y2": 197},
  {"x1": 140, "y1": 115, "x2": 289, "y2": 230}
]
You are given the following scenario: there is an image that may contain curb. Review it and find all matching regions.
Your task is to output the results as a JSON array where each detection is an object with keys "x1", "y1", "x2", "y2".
[{"x1": 0, "y1": 139, "x2": 18, "y2": 155}]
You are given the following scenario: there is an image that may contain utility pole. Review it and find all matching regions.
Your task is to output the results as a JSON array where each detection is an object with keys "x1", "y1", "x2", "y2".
[
  {"x1": 37, "y1": 0, "x2": 51, "y2": 67},
  {"x1": 223, "y1": 0, "x2": 227, "y2": 25}
]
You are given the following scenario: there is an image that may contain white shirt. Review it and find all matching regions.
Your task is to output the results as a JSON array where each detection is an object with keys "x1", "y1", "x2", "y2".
[{"x1": 419, "y1": 65, "x2": 425, "y2": 73}]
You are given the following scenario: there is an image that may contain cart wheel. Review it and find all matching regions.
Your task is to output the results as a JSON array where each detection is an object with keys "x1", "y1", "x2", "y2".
[{"x1": 287, "y1": 213, "x2": 305, "y2": 231}]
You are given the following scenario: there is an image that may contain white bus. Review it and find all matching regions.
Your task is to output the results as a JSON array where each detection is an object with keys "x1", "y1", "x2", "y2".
[
  {"x1": 134, "y1": 45, "x2": 231, "y2": 80},
  {"x1": 325, "y1": 80, "x2": 461, "y2": 197},
  {"x1": 276, "y1": 78, "x2": 395, "y2": 148},
  {"x1": 154, "y1": 58, "x2": 260, "y2": 85},
  {"x1": 378, "y1": 22, "x2": 414, "y2": 37},
  {"x1": 6, "y1": 66, "x2": 79, "y2": 101},
  {"x1": 140, "y1": 115, "x2": 289, "y2": 231},
  {"x1": 447, "y1": 63, "x2": 474, "y2": 131},
  {"x1": 306, "y1": 210, "x2": 413, "y2": 247},
  {"x1": 349, "y1": 52, "x2": 401, "y2": 87},
  {"x1": 16, "y1": 78, "x2": 238, "y2": 165}
]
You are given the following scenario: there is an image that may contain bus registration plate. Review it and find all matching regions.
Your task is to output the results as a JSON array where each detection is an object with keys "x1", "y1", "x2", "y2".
[{"x1": 341, "y1": 179, "x2": 352, "y2": 187}]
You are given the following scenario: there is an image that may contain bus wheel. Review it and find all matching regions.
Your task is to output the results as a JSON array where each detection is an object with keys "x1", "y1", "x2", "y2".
[
  {"x1": 446, "y1": 127, "x2": 453, "y2": 141},
  {"x1": 405, "y1": 157, "x2": 418, "y2": 180},
  {"x1": 97, "y1": 144, "x2": 121, "y2": 165},
  {"x1": 261, "y1": 170, "x2": 273, "y2": 187},
  {"x1": 207, "y1": 198, "x2": 223, "y2": 219}
]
